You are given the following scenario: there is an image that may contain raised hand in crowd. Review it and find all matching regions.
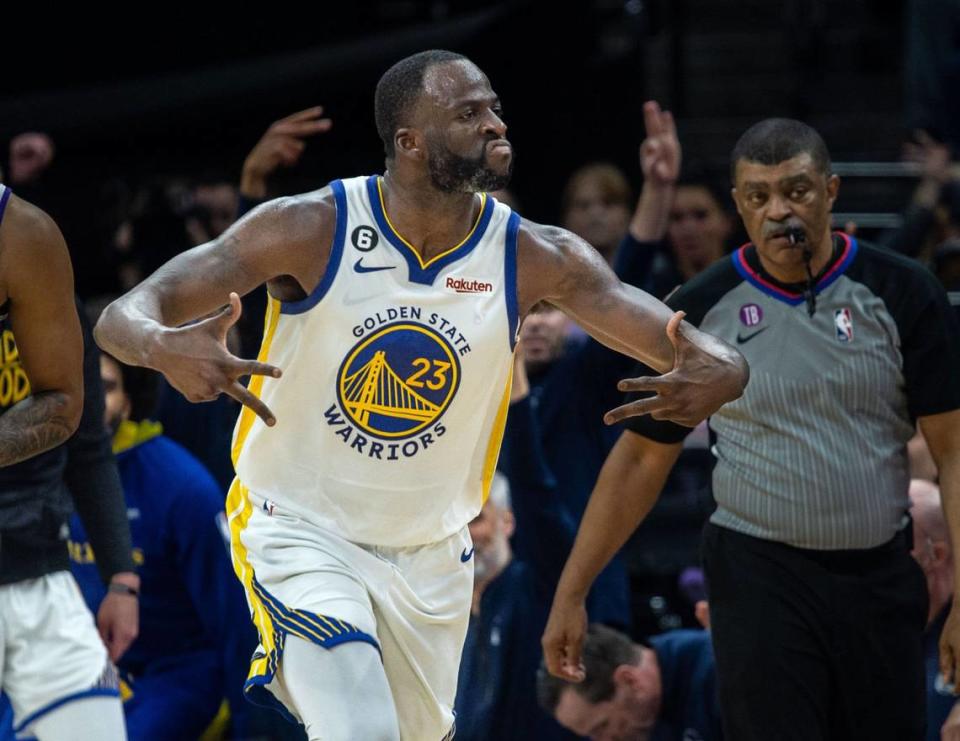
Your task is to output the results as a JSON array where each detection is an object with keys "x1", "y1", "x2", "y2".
[
  {"x1": 630, "y1": 100, "x2": 681, "y2": 242},
  {"x1": 903, "y1": 129, "x2": 956, "y2": 210},
  {"x1": 8, "y1": 132, "x2": 55, "y2": 187},
  {"x1": 240, "y1": 106, "x2": 332, "y2": 199}
]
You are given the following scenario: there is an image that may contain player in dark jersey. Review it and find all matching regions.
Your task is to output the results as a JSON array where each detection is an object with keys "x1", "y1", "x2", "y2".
[{"x1": 0, "y1": 185, "x2": 136, "y2": 740}]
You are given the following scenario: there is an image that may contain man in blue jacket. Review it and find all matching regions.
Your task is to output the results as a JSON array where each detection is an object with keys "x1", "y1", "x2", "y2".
[{"x1": 68, "y1": 350, "x2": 257, "y2": 740}]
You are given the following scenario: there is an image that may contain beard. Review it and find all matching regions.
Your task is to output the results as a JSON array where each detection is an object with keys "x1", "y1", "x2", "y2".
[{"x1": 427, "y1": 142, "x2": 513, "y2": 194}]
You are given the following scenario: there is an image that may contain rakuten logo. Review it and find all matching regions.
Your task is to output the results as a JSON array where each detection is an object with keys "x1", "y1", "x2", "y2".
[{"x1": 445, "y1": 277, "x2": 494, "y2": 294}]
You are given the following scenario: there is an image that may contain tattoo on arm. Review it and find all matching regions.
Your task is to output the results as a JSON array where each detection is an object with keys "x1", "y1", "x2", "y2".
[{"x1": 0, "y1": 391, "x2": 76, "y2": 467}]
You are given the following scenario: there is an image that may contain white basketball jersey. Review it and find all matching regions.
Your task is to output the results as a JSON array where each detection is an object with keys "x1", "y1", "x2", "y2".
[{"x1": 232, "y1": 175, "x2": 519, "y2": 547}]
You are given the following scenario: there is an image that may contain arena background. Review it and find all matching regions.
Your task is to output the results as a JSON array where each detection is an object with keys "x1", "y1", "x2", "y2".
[{"x1": 0, "y1": 0, "x2": 911, "y2": 235}]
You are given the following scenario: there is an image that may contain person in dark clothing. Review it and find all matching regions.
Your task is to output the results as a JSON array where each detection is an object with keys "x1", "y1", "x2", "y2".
[
  {"x1": 69, "y1": 352, "x2": 261, "y2": 740},
  {"x1": 455, "y1": 347, "x2": 579, "y2": 741},
  {"x1": 545, "y1": 117, "x2": 960, "y2": 741},
  {"x1": 502, "y1": 101, "x2": 686, "y2": 630},
  {"x1": 0, "y1": 185, "x2": 136, "y2": 739},
  {"x1": 537, "y1": 623, "x2": 722, "y2": 741}
]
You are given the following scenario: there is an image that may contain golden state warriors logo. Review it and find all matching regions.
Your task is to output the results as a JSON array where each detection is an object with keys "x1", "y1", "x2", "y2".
[{"x1": 337, "y1": 322, "x2": 460, "y2": 439}]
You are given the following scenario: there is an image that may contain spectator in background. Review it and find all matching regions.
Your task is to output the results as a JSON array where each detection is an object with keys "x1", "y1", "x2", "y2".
[
  {"x1": 882, "y1": 130, "x2": 960, "y2": 260},
  {"x1": 503, "y1": 101, "x2": 683, "y2": 631},
  {"x1": 455, "y1": 347, "x2": 578, "y2": 741},
  {"x1": 69, "y1": 348, "x2": 261, "y2": 741},
  {"x1": 4, "y1": 132, "x2": 118, "y2": 297},
  {"x1": 234, "y1": 106, "x2": 332, "y2": 358},
  {"x1": 561, "y1": 163, "x2": 633, "y2": 266},
  {"x1": 910, "y1": 479, "x2": 960, "y2": 741},
  {"x1": 537, "y1": 623, "x2": 722, "y2": 741},
  {"x1": 187, "y1": 181, "x2": 241, "y2": 245},
  {"x1": 932, "y1": 180, "x2": 960, "y2": 322},
  {"x1": 617, "y1": 167, "x2": 733, "y2": 634}
]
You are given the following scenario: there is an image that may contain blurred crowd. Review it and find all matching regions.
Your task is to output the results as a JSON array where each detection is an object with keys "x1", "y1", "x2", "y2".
[{"x1": 3, "y1": 38, "x2": 960, "y2": 741}]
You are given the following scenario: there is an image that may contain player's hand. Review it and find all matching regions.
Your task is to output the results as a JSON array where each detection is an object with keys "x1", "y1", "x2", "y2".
[
  {"x1": 97, "y1": 574, "x2": 139, "y2": 663},
  {"x1": 541, "y1": 593, "x2": 588, "y2": 682},
  {"x1": 942, "y1": 700, "x2": 960, "y2": 741},
  {"x1": 156, "y1": 292, "x2": 282, "y2": 426},
  {"x1": 604, "y1": 311, "x2": 745, "y2": 427},
  {"x1": 940, "y1": 602, "x2": 960, "y2": 696},
  {"x1": 639, "y1": 101, "x2": 680, "y2": 188},
  {"x1": 241, "y1": 106, "x2": 332, "y2": 197}
]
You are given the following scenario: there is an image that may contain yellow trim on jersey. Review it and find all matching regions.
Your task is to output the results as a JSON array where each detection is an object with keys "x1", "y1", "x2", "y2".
[
  {"x1": 226, "y1": 478, "x2": 278, "y2": 683},
  {"x1": 231, "y1": 296, "x2": 281, "y2": 468},
  {"x1": 480, "y1": 361, "x2": 515, "y2": 505},
  {"x1": 376, "y1": 177, "x2": 487, "y2": 269}
]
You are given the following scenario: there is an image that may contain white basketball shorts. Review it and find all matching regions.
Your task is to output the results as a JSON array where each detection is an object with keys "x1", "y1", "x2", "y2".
[
  {"x1": 0, "y1": 570, "x2": 119, "y2": 737},
  {"x1": 226, "y1": 479, "x2": 473, "y2": 740}
]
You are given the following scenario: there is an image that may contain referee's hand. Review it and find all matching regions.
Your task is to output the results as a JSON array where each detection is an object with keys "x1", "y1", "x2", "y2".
[{"x1": 940, "y1": 602, "x2": 960, "y2": 695}]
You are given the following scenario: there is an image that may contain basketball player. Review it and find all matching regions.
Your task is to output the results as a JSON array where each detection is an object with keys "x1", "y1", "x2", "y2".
[
  {"x1": 95, "y1": 51, "x2": 748, "y2": 740},
  {"x1": 0, "y1": 185, "x2": 132, "y2": 740}
]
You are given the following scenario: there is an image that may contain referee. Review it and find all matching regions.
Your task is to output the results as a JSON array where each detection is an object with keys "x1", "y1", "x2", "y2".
[{"x1": 543, "y1": 118, "x2": 960, "y2": 741}]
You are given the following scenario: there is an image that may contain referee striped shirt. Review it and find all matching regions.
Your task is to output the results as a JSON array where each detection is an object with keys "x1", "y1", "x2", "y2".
[{"x1": 626, "y1": 234, "x2": 960, "y2": 549}]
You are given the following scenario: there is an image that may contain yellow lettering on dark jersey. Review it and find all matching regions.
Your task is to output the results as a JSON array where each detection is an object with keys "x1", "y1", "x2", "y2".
[
  {"x1": 67, "y1": 540, "x2": 144, "y2": 566},
  {"x1": 0, "y1": 329, "x2": 31, "y2": 408}
]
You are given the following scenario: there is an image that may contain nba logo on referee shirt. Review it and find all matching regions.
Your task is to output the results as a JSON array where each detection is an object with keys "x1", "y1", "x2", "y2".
[{"x1": 834, "y1": 308, "x2": 854, "y2": 342}]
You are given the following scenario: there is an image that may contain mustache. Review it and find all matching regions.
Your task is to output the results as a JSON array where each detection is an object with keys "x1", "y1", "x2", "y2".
[{"x1": 762, "y1": 219, "x2": 805, "y2": 238}]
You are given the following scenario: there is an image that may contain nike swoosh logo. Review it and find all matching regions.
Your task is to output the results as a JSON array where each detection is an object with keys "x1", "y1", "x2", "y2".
[
  {"x1": 736, "y1": 327, "x2": 769, "y2": 344},
  {"x1": 353, "y1": 258, "x2": 395, "y2": 274},
  {"x1": 460, "y1": 547, "x2": 475, "y2": 563}
]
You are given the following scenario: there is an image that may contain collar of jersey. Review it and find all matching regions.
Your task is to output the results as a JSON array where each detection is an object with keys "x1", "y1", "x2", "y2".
[
  {"x1": 366, "y1": 175, "x2": 494, "y2": 286},
  {"x1": 112, "y1": 419, "x2": 163, "y2": 455},
  {"x1": 732, "y1": 231, "x2": 858, "y2": 305}
]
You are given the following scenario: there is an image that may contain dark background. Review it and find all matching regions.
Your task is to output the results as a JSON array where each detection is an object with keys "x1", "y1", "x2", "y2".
[{"x1": 0, "y1": 0, "x2": 910, "y2": 226}]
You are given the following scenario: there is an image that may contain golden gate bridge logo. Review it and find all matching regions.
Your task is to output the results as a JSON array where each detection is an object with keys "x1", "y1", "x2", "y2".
[{"x1": 337, "y1": 323, "x2": 460, "y2": 439}]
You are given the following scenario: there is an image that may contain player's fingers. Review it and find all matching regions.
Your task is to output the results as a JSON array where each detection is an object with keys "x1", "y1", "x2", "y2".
[
  {"x1": 233, "y1": 358, "x2": 283, "y2": 380},
  {"x1": 225, "y1": 381, "x2": 278, "y2": 427},
  {"x1": 665, "y1": 310, "x2": 686, "y2": 349},
  {"x1": 208, "y1": 292, "x2": 243, "y2": 336},
  {"x1": 603, "y1": 397, "x2": 663, "y2": 425},
  {"x1": 617, "y1": 375, "x2": 664, "y2": 393}
]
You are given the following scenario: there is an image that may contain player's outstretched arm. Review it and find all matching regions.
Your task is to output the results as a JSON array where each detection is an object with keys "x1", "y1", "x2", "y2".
[
  {"x1": 0, "y1": 196, "x2": 83, "y2": 466},
  {"x1": 95, "y1": 189, "x2": 336, "y2": 426},
  {"x1": 517, "y1": 222, "x2": 748, "y2": 427}
]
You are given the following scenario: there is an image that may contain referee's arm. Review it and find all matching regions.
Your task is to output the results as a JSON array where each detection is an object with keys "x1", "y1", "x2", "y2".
[
  {"x1": 541, "y1": 430, "x2": 682, "y2": 680},
  {"x1": 922, "y1": 409, "x2": 960, "y2": 688}
]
